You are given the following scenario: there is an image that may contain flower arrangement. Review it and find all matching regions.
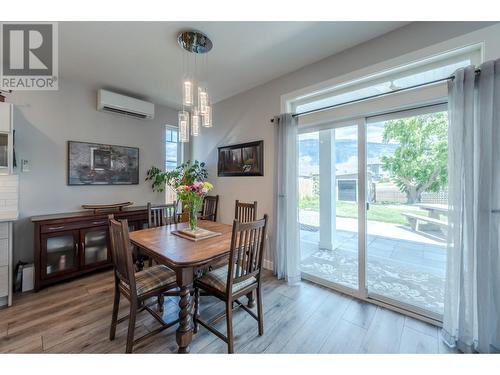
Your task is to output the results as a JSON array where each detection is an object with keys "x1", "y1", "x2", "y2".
[
  {"x1": 146, "y1": 160, "x2": 213, "y2": 230},
  {"x1": 175, "y1": 181, "x2": 213, "y2": 230}
]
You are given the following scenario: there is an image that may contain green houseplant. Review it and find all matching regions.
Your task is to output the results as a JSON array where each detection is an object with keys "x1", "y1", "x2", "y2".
[{"x1": 145, "y1": 161, "x2": 213, "y2": 231}]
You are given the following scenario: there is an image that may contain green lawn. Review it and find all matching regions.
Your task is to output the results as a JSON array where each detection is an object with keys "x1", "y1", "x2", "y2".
[{"x1": 299, "y1": 196, "x2": 426, "y2": 225}]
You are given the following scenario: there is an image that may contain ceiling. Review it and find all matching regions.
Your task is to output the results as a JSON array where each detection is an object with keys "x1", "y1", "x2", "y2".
[{"x1": 59, "y1": 22, "x2": 409, "y2": 108}]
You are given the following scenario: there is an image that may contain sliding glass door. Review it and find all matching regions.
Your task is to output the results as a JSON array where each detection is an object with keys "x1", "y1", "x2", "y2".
[
  {"x1": 299, "y1": 121, "x2": 362, "y2": 293},
  {"x1": 298, "y1": 105, "x2": 448, "y2": 319},
  {"x1": 365, "y1": 106, "x2": 448, "y2": 317}
]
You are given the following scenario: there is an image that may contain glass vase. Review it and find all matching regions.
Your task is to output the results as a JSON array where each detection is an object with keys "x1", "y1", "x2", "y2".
[{"x1": 189, "y1": 205, "x2": 198, "y2": 231}]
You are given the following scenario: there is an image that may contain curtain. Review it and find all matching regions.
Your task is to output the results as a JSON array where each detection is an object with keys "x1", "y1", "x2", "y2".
[
  {"x1": 272, "y1": 113, "x2": 301, "y2": 284},
  {"x1": 443, "y1": 59, "x2": 500, "y2": 353}
]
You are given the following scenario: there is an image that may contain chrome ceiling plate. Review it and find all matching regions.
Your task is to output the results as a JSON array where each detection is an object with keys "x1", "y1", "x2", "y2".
[{"x1": 177, "y1": 31, "x2": 213, "y2": 54}]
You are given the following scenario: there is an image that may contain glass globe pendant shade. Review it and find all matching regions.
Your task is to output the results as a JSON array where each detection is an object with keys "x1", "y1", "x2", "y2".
[
  {"x1": 202, "y1": 105, "x2": 212, "y2": 128},
  {"x1": 198, "y1": 87, "x2": 208, "y2": 114},
  {"x1": 191, "y1": 108, "x2": 200, "y2": 136},
  {"x1": 183, "y1": 80, "x2": 193, "y2": 106},
  {"x1": 178, "y1": 111, "x2": 190, "y2": 142}
]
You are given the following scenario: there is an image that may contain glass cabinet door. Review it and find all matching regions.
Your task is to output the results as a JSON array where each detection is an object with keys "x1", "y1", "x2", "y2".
[
  {"x1": 81, "y1": 226, "x2": 110, "y2": 267},
  {"x1": 0, "y1": 134, "x2": 8, "y2": 170},
  {"x1": 42, "y1": 231, "x2": 79, "y2": 277}
]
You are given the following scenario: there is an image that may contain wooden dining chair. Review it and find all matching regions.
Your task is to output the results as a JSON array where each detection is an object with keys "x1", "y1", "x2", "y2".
[
  {"x1": 147, "y1": 202, "x2": 177, "y2": 228},
  {"x1": 141, "y1": 202, "x2": 178, "y2": 268},
  {"x1": 193, "y1": 215, "x2": 268, "y2": 353},
  {"x1": 235, "y1": 200, "x2": 257, "y2": 223},
  {"x1": 108, "y1": 215, "x2": 179, "y2": 353},
  {"x1": 233, "y1": 200, "x2": 259, "y2": 306},
  {"x1": 199, "y1": 195, "x2": 219, "y2": 222}
]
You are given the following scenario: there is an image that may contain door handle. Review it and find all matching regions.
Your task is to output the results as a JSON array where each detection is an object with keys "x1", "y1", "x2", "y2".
[{"x1": 366, "y1": 202, "x2": 370, "y2": 211}]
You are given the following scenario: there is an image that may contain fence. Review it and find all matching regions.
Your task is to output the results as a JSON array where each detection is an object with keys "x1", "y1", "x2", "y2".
[{"x1": 374, "y1": 184, "x2": 448, "y2": 204}]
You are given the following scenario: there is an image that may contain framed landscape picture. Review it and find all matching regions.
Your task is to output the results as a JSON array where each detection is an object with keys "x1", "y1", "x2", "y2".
[
  {"x1": 218, "y1": 140, "x2": 264, "y2": 177},
  {"x1": 68, "y1": 141, "x2": 139, "y2": 185}
]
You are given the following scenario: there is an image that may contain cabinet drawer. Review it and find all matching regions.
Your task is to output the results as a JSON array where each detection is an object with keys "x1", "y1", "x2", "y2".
[
  {"x1": 41, "y1": 220, "x2": 109, "y2": 233},
  {"x1": 0, "y1": 238, "x2": 8, "y2": 266},
  {"x1": 0, "y1": 266, "x2": 7, "y2": 297},
  {"x1": 0, "y1": 222, "x2": 8, "y2": 239}
]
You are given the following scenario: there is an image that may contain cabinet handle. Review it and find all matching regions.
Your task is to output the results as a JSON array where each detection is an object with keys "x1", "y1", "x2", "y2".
[
  {"x1": 75, "y1": 242, "x2": 79, "y2": 253},
  {"x1": 92, "y1": 221, "x2": 106, "y2": 225},
  {"x1": 81, "y1": 241, "x2": 85, "y2": 251},
  {"x1": 48, "y1": 226, "x2": 65, "y2": 230}
]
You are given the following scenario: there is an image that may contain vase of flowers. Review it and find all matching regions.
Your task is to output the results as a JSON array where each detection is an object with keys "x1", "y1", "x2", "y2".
[
  {"x1": 146, "y1": 160, "x2": 213, "y2": 231},
  {"x1": 176, "y1": 181, "x2": 213, "y2": 230}
]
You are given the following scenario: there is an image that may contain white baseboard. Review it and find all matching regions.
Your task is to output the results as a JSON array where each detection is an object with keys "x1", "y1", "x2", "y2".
[
  {"x1": 263, "y1": 259, "x2": 273, "y2": 271},
  {"x1": 262, "y1": 260, "x2": 300, "y2": 285}
]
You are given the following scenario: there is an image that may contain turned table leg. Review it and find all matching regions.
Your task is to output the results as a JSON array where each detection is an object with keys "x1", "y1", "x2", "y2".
[{"x1": 176, "y1": 268, "x2": 194, "y2": 353}]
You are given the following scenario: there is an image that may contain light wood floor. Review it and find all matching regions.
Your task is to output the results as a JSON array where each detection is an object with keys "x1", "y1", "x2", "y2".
[{"x1": 0, "y1": 270, "x2": 458, "y2": 354}]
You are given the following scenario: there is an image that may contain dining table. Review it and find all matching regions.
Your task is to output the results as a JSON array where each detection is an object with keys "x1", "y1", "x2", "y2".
[{"x1": 128, "y1": 220, "x2": 234, "y2": 353}]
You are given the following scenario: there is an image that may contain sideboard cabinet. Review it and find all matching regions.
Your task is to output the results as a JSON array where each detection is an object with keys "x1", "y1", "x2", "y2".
[{"x1": 32, "y1": 207, "x2": 149, "y2": 290}]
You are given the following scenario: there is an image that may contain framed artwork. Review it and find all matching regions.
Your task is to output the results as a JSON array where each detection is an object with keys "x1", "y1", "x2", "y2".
[
  {"x1": 217, "y1": 140, "x2": 264, "y2": 177},
  {"x1": 68, "y1": 141, "x2": 139, "y2": 185}
]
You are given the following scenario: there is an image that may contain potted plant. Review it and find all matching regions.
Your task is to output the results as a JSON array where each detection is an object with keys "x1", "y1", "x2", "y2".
[{"x1": 146, "y1": 161, "x2": 213, "y2": 231}]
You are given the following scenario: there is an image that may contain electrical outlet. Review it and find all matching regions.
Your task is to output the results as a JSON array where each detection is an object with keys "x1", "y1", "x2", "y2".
[{"x1": 21, "y1": 159, "x2": 30, "y2": 172}]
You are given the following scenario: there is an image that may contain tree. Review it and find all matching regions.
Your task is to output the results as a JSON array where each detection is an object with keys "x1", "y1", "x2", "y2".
[{"x1": 381, "y1": 112, "x2": 448, "y2": 204}]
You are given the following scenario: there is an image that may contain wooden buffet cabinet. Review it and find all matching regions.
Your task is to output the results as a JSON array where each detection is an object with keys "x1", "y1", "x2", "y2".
[{"x1": 31, "y1": 206, "x2": 149, "y2": 291}]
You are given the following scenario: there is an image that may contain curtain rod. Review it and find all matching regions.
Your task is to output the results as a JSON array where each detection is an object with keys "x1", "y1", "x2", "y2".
[{"x1": 270, "y1": 68, "x2": 481, "y2": 123}]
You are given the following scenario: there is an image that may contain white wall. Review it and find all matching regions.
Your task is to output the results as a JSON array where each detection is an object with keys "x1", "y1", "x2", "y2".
[
  {"x1": 191, "y1": 22, "x2": 500, "y2": 263},
  {"x1": 9, "y1": 79, "x2": 179, "y2": 264}
]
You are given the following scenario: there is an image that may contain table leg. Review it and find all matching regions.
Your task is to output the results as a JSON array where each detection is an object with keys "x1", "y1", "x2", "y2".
[{"x1": 176, "y1": 268, "x2": 194, "y2": 353}]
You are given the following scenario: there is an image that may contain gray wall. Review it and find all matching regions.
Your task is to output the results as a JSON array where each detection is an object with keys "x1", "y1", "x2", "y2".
[
  {"x1": 190, "y1": 22, "x2": 499, "y2": 264},
  {"x1": 9, "y1": 79, "x2": 179, "y2": 264}
]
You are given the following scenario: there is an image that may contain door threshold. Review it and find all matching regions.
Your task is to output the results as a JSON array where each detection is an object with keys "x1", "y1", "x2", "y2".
[{"x1": 301, "y1": 272, "x2": 443, "y2": 327}]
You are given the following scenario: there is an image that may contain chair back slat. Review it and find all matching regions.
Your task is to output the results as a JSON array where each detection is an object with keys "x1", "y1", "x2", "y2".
[
  {"x1": 227, "y1": 215, "x2": 268, "y2": 290},
  {"x1": 147, "y1": 202, "x2": 177, "y2": 228},
  {"x1": 234, "y1": 200, "x2": 257, "y2": 223},
  {"x1": 201, "y1": 195, "x2": 219, "y2": 221},
  {"x1": 108, "y1": 215, "x2": 137, "y2": 295}
]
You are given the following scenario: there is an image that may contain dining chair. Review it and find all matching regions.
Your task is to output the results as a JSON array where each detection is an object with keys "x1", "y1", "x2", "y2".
[
  {"x1": 233, "y1": 200, "x2": 259, "y2": 307},
  {"x1": 108, "y1": 215, "x2": 179, "y2": 353},
  {"x1": 235, "y1": 200, "x2": 257, "y2": 223},
  {"x1": 139, "y1": 202, "x2": 178, "y2": 270},
  {"x1": 193, "y1": 214, "x2": 268, "y2": 353},
  {"x1": 199, "y1": 195, "x2": 219, "y2": 222},
  {"x1": 147, "y1": 202, "x2": 177, "y2": 228}
]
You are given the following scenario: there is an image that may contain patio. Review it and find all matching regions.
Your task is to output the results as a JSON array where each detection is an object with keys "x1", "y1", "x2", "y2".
[{"x1": 299, "y1": 211, "x2": 446, "y2": 315}]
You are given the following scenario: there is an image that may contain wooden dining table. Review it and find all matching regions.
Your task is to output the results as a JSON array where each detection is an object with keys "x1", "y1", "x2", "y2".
[{"x1": 128, "y1": 220, "x2": 233, "y2": 353}]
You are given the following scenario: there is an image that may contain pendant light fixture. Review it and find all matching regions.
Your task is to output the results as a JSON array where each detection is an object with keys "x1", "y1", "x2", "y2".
[{"x1": 178, "y1": 30, "x2": 213, "y2": 142}]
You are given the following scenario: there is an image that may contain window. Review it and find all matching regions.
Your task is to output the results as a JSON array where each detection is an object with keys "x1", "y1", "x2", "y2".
[
  {"x1": 292, "y1": 46, "x2": 481, "y2": 116},
  {"x1": 165, "y1": 127, "x2": 179, "y2": 171},
  {"x1": 165, "y1": 126, "x2": 181, "y2": 203}
]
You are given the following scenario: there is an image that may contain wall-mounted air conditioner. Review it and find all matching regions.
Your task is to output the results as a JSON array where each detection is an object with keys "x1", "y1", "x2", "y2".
[{"x1": 97, "y1": 89, "x2": 155, "y2": 120}]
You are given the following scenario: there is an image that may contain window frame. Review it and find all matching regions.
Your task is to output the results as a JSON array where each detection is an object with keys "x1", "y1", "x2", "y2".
[
  {"x1": 165, "y1": 125, "x2": 182, "y2": 203},
  {"x1": 285, "y1": 44, "x2": 482, "y2": 125}
]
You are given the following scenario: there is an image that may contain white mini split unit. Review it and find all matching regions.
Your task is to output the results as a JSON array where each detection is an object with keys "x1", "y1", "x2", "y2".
[{"x1": 97, "y1": 89, "x2": 155, "y2": 119}]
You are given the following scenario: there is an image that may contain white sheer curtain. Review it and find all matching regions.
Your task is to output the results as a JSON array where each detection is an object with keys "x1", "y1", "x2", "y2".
[
  {"x1": 272, "y1": 113, "x2": 301, "y2": 284},
  {"x1": 443, "y1": 60, "x2": 500, "y2": 353}
]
